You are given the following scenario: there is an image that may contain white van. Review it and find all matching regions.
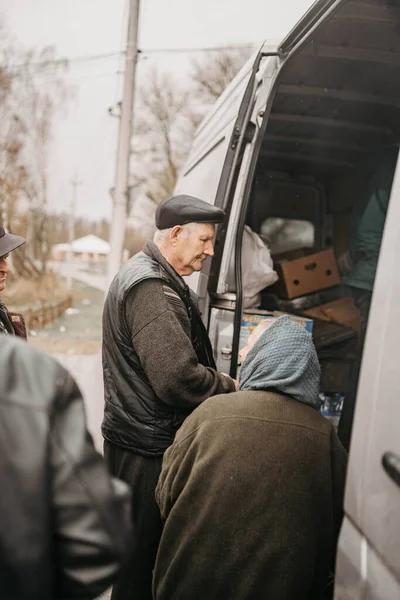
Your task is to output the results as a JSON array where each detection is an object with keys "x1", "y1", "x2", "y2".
[{"x1": 173, "y1": 0, "x2": 400, "y2": 597}]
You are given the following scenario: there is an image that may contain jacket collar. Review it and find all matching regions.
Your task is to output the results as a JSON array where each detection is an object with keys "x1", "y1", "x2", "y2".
[
  {"x1": 143, "y1": 241, "x2": 188, "y2": 295},
  {"x1": 0, "y1": 300, "x2": 14, "y2": 335}
]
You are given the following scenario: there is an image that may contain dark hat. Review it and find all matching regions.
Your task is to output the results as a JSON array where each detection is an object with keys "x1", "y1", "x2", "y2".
[
  {"x1": 155, "y1": 195, "x2": 225, "y2": 229},
  {"x1": 0, "y1": 226, "x2": 25, "y2": 258}
]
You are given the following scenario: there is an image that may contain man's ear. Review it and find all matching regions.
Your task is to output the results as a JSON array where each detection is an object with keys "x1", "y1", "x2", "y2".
[{"x1": 169, "y1": 225, "x2": 183, "y2": 246}]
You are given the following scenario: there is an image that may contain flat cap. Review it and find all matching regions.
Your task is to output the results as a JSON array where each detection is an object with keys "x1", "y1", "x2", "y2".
[
  {"x1": 155, "y1": 195, "x2": 225, "y2": 229},
  {"x1": 0, "y1": 226, "x2": 25, "y2": 258}
]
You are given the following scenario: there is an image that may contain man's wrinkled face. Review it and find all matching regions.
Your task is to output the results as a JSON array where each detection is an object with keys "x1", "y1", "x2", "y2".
[
  {"x1": 0, "y1": 254, "x2": 10, "y2": 292},
  {"x1": 174, "y1": 223, "x2": 215, "y2": 276}
]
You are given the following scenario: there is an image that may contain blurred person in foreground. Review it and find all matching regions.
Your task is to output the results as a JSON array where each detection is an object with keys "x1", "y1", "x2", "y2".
[
  {"x1": 154, "y1": 316, "x2": 347, "y2": 600},
  {"x1": 102, "y1": 195, "x2": 237, "y2": 600},
  {"x1": 0, "y1": 335, "x2": 132, "y2": 600},
  {"x1": 0, "y1": 225, "x2": 27, "y2": 338}
]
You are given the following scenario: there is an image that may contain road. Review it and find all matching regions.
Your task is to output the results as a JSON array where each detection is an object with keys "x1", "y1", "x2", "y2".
[
  {"x1": 53, "y1": 352, "x2": 104, "y2": 452},
  {"x1": 50, "y1": 260, "x2": 108, "y2": 292},
  {"x1": 48, "y1": 262, "x2": 107, "y2": 450}
]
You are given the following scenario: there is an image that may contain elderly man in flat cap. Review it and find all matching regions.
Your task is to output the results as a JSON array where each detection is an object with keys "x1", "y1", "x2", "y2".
[
  {"x1": 102, "y1": 194, "x2": 237, "y2": 600},
  {"x1": 0, "y1": 225, "x2": 27, "y2": 338}
]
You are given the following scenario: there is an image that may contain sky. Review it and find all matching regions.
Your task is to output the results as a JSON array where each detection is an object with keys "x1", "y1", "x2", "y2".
[{"x1": 0, "y1": 0, "x2": 315, "y2": 222}]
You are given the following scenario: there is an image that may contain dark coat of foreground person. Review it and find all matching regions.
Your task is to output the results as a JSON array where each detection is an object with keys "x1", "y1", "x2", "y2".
[
  {"x1": 154, "y1": 316, "x2": 347, "y2": 600},
  {"x1": 0, "y1": 336, "x2": 132, "y2": 600}
]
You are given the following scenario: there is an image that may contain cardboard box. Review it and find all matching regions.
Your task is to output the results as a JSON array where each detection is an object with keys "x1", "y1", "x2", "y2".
[
  {"x1": 273, "y1": 247, "x2": 309, "y2": 263},
  {"x1": 304, "y1": 297, "x2": 360, "y2": 337},
  {"x1": 275, "y1": 248, "x2": 340, "y2": 299},
  {"x1": 240, "y1": 311, "x2": 313, "y2": 350},
  {"x1": 273, "y1": 312, "x2": 313, "y2": 333}
]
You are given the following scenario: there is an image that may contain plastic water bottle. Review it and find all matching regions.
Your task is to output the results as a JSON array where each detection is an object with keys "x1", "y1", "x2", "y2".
[{"x1": 319, "y1": 393, "x2": 344, "y2": 429}]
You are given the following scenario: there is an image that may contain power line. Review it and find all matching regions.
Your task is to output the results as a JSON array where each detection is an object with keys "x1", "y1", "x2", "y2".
[
  {"x1": 8, "y1": 43, "x2": 254, "y2": 72},
  {"x1": 8, "y1": 51, "x2": 124, "y2": 71},
  {"x1": 140, "y1": 43, "x2": 253, "y2": 55},
  {"x1": 28, "y1": 71, "x2": 121, "y2": 83}
]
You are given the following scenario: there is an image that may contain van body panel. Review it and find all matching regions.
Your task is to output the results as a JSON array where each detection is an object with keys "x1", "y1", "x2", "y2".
[
  {"x1": 178, "y1": 56, "x2": 255, "y2": 181},
  {"x1": 336, "y1": 518, "x2": 400, "y2": 600},
  {"x1": 174, "y1": 135, "x2": 232, "y2": 207},
  {"x1": 175, "y1": 50, "x2": 262, "y2": 206},
  {"x1": 208, "y1": 307, "x2": 235, "y2": 373},
  {"x1": 334, "y1": 518, "x2": 365, "y2": 599}
]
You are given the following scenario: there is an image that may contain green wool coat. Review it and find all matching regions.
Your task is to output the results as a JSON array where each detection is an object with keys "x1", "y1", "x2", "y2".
[{"x1": 154, "y1": 391, "x2": 347, "y2": 600}]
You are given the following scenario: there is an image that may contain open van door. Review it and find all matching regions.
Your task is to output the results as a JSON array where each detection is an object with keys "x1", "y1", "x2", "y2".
[
  {"x1": 202, "y1": 50, "x2": 282, "y2": 378},
  {"x1": 278, "y1": 0, "x2": 344, "y2": 57},
  {"x1": 208, "y1": 47, "x2": 279, "y2": 290},
  {"x1": 178, "y1": 45, "x2": 280, "y2": 318},
  {"x1": 207, "y1": 0, "x2": 351, "y2": 378}
]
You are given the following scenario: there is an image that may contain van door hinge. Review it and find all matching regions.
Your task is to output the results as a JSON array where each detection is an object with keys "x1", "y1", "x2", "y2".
[
  {"x1": 230, "y1": 126, "x2": 240, "y2": 150},
  {"x1": 244, "y1": 121, "x2": 256, "y2": 144},
  {"x1": 230, "y1": 122, "x2": 256, "y2": 150}
]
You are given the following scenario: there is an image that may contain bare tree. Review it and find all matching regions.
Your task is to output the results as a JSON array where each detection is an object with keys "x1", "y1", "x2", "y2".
[
  {"x1": 131, "y1": 67, "x2": 199, "y2": 206},
  {"x1": 191, "y1": 47, "x2": 253, "y2": 103},
  {"x1": 0, "y1": 16, "x2": 70, "y2": 273},
  {"x1": 10, "y1": 46, "x2": 69, "y2": 272},
  {"x1": 0, "y1": 30, "x2": 21, "y2": 232},
  {"x1": 125, "y1": 49, "x2": 253, "y2": 231},
  {"x1": 0, "y1": 120, "x2": 26, "y2": 231}
]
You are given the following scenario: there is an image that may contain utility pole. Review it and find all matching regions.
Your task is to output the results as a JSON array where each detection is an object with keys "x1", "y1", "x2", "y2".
[
  {"x1": 107, "y1": 0, "x2": 141, "y2": 289},
  {"x1": 67, "y1": 175, "x2": 82, "y2": 289}
]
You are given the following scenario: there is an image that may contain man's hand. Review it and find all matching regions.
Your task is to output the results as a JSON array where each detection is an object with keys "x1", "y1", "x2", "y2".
[{"x1": 222, "y1": 373, "x2": 239, "y2": 391}]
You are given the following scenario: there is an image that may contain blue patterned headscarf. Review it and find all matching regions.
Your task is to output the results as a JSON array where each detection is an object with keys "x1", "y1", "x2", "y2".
[{"x1": 239, "y1": 316, "x2": 321, "y2": 409}]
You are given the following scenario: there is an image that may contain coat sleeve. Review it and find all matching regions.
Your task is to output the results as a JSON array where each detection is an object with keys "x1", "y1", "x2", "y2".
[
  {"x1": 155, "y1": 419, "x2": 203, "y2": 522},
  {"x1": 50, "y1": 372, "x2": 132, "y2": 600},
  {"x1": 125, "y1": 279, "x2": 235, "y2": 409},
  {"x1": 155, "y1": 441, "x2": 184, "y2": 522}
]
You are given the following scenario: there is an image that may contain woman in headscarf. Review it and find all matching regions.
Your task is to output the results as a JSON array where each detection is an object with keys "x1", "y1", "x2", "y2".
[{"x1": 153, "y1": 316, "x2": 347, "y2": 600}]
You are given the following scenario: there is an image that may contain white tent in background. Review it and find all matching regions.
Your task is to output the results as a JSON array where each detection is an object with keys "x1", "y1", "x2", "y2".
[{"x1": 52, "y1": 235, "x2": 110, "y2": 263}]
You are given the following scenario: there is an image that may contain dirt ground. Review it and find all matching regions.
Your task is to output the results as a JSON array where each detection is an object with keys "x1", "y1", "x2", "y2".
[
  {"x1": 31, "y1": 279, "x2": 103, "y2": 354},
  {"x1": 7, "y1": 278, "x2": 105, "y2": 355},
  {"x1": 2, "y1": 271, "x2": 68, "y2": 307}
]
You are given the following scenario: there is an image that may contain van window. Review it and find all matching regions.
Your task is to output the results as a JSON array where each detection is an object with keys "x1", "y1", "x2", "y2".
[{"x1": 260, "y1": 217, "x2": 315, "y2": 256}]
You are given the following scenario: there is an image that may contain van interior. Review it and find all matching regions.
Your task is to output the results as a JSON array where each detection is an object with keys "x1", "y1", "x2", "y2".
[{"x1": 232, "y1": 0, "x2": 400, "y2": 446}]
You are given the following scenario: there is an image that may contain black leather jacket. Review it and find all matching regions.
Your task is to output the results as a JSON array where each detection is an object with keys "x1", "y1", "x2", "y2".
[
  {"x1": 0, "y1": 299, "x2": 27, "y2": 338},
  {"x1": 102, "y1": 242, "x2": 218, "y2": 456},
  {"x1": 0, "y1": 336, "x2": 132, "y2": 600}
]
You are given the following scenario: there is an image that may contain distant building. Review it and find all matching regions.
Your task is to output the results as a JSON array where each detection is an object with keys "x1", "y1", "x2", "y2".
[{"x1": 52, "y1": 235, "x2": 110, "y2": 263}]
